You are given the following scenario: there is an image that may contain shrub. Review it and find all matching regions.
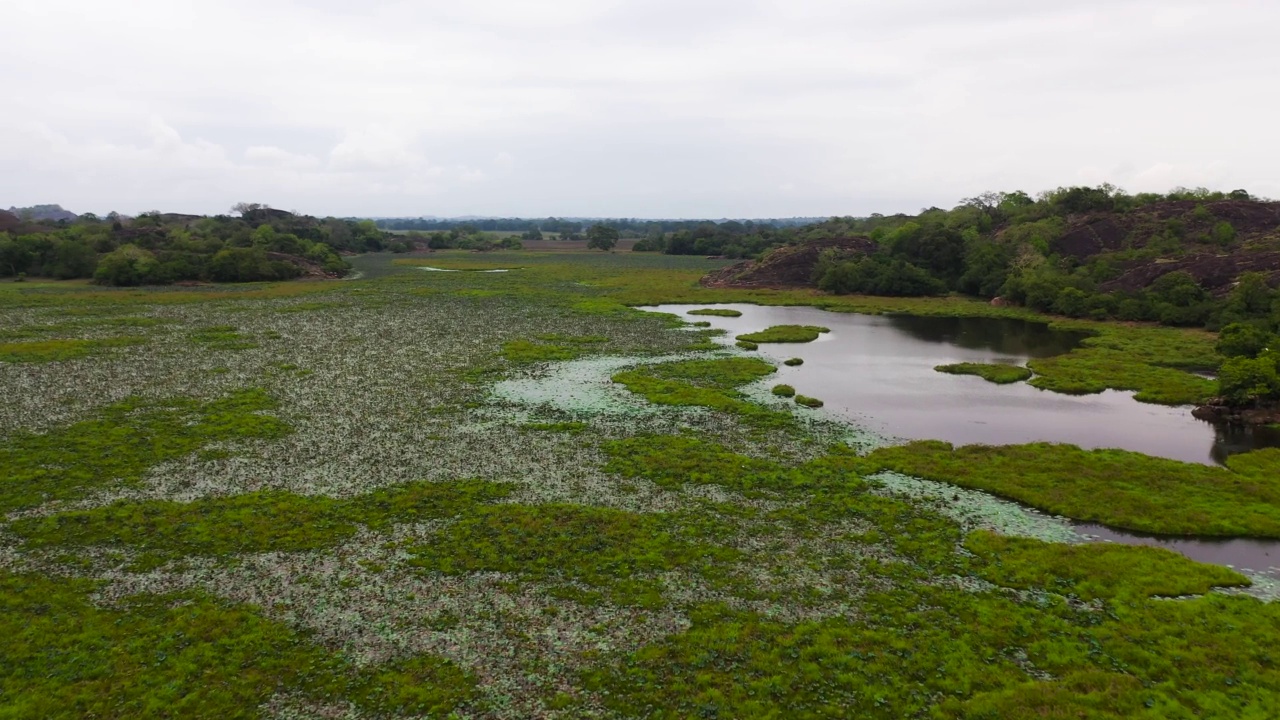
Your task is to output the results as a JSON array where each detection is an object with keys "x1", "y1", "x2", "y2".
[
  {"x1": 93, "y1": 244, "x2": 163, "y2": 286},
  {"x1": 1217, "y1": 323, "x2": 1275, "y2": 359}
]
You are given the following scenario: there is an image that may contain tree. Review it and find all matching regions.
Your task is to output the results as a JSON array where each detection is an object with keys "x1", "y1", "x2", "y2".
[
  {"x1": 1217, "y1": 323, "x2": 1275, "y2": 359},
  {"x1": 586, "y1": 224, "x2": 619, "y2": 251},
  {"x1": 93, "y1": 244, "x2": 161, "y2": 286}
]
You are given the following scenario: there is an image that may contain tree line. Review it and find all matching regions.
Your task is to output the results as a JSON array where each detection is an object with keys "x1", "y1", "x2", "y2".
[{"x1": 0, "y1": 206, "x2": 386, "y2": 285}]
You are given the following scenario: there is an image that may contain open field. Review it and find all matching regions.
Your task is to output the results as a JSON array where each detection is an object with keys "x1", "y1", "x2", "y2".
[{"x1": 2, "y1": 251, "x2": 1278, "y2": 719}]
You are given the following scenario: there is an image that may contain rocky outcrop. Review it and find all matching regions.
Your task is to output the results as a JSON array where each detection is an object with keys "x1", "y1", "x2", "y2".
[
  {"x1": 1193, "y1": 398, "x2": 1280, "y2": 425},
  {"x1": 700, "y1": 236, "x2": 876, "y2": 289}
]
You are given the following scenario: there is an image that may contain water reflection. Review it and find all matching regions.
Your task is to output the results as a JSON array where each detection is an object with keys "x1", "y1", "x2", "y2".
[
  {"x1": 882, "y1": 315, "x2": 1089, "y2": 358},
  {"x1": 645, "y1": 303, "x2": 1280, "y2": 466}
]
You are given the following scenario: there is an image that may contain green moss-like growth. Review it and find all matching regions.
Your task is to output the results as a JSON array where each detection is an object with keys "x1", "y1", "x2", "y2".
[
  {"x1": 0, "y1": 573, "x2": 477, "y2": 719},
  {"x1": 784, "y1": 357, "x2": 804, "y2": 366},
  {"x1": 1027, "y1": 348, "x2": 1215, "y2": 405},
  {"x1": 612, "y1": 358, "x2": 791, "y2": 428},
  {"x1": 692, "y1": 320, "x2": 712, "y2": 327},
  {"x1": 407, "y1": 504, "x2": 739, "y2": 607},
  {"x1": 795, "y1": 395, "x2": 824, "y2": 408},
  {"x1": 0, "y1": 336, "x2": 145, "y2": 363},
  {"x1": 935, "y1": 362, "x2": 1032, "y2": 384},
  {"x1": 522, "y1": 421, "x2": 588, "y2": 433},
  {"x1": 736, "y1": 340, "x2": 758, "y2": 350},
  {"x1": 965, "y1": 531, "x2": 1250, "y2": 600},
  {"x1": 0, "y1": 389, "x2": 291, "y2": 513},
  {"x1": 736, "y1": 325, "x2": 830, "y2": 344},
  {"x1": 344, "y1": 654, "x2": 479, "y2": 717},
  {"x1": 867, "y1": 441, "x2": 1280, "y2": 536},
  {"x1": 500, "y1": 339, "x2": 580, "y2": 364},
  {"x1": 14, "y1": 480, "x2": 513, "y2": 559},
  {"x1": 688, "y1": 308, "x2": 743, "y2": 317},
  {"x1": 772, "y1": 384, "x2": 796, "y2": 397},
  {"x1": 189, "y1": 325, "x2": 257, "y2": 351}
]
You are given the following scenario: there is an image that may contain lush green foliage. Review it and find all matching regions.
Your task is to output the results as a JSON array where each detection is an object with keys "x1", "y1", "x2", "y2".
[
  {"x1": 407, "y1": 504, "x2": 738, "y2": 608},
  {"x1": 0, "y1": 574, "x2": 477, "y2": 719},
  {"x1": 965, "y1": 531, "x2": 1249, "y2": 600},
  {"x1": 795, "y1": 394, "x2": 824, "y2": 408},
  {"x1": 868, "y1": 441, "x2": 1280, "y2": 536},
  {"x1": 2, "y1": 206, "x2": 364, "y2": 284},
  {"x1": 0, "y1": 389, "x2": 291, "y2": 512},
  {"x1": 12, "y1": 480, "x2": 511, "y2": 560},
  {"x1": 736, "y1": 324, "x2": 830, "y2": 343},
  {"x1": 0, "y1": 335, "x2": 144, "y2": 363},
  {"x1": 688, "y1": 307, "x2": 743, "y2": 317},
  {"x1": 772, "y1": 383, "x2": 796, "y2": 397},
  {"x1": 935, "y1": 362, "x2": 1033, "y2": 384}
]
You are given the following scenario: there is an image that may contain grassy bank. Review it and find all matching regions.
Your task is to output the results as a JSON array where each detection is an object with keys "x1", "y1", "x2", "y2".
[
  {"x1": 935, "y1": 362, "x2": 1034, "y2": 384},
  {"x1": 867, "y1": 441, "x2": 1280, "y2": 537}
]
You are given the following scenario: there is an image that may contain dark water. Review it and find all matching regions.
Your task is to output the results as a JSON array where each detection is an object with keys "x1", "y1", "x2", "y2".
[
  {"x1": 1077, "y1": 524, "x2": 1280, "y2": 578},
  {"x1": 647, "y1": 304, "x2": 1279, "y2": 466}
]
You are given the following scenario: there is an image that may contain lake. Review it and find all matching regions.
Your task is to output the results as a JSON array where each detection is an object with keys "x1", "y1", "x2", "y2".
[{"x1": 644, "y1": 303, "x2": 1278, "y2": 466}]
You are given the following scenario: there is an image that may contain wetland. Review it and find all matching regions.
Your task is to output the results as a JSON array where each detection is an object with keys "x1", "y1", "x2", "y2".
[{"x1": 3, "y1": 250, "x2": 1280, "y2": 719}]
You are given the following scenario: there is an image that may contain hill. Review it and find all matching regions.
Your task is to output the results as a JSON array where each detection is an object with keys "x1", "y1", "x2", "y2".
[
  {"x1": 7, "y1": 204, "x2": 78, "y2": 222},
  {"x1": 697, "y1": 188, "x2": 1280, "y2": 332}
]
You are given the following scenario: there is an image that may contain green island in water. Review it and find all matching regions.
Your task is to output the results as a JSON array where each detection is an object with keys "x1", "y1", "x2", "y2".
[{"x1": 3, "y1": 186, "x2": 1280, "y2": 719}]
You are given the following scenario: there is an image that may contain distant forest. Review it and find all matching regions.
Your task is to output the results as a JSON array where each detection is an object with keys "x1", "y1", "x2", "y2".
[{"x1": 0, "y1": 204, "x2": 384, "y2": 285}]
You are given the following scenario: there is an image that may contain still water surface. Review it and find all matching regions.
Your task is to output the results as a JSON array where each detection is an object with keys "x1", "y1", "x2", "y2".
[{"x1": 646, "y1": 303, "x2": 1280, "y2": 466}]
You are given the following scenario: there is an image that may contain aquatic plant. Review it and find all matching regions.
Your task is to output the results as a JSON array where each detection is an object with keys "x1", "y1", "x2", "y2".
[
  {"x1": 772, "y1": 384, "x2": 796, "y2": 397},
  {"x1": 784, "y1": 357, "x2": 804, "y2": 366},
  {"x1": 868, "y1": 441, "x2": 1280, "y2": 536},
  {"x1": 795, "y1": 395, "x2": 824, "y2": 408},
  {"x1": 736, "y1": 324, "x2": 830, "y2": 343},
  {"x1": 935, "y1": 362, "x2": 1033, "y2": 384},
  {"x1": 688, "y1": 308, "x2": 743, "y2": 317}
]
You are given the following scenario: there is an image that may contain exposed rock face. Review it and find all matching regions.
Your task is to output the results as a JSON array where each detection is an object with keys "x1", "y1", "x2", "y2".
[
  {"x1": 1100, "y1": 250, "x2": 1280, "y2": 296},
  {"x1": 1193, "y1": 398, "x2": 1280, "y2": 426},
  {"x1": 700, "y1": 236, "x2": 876, "y2": 289}
]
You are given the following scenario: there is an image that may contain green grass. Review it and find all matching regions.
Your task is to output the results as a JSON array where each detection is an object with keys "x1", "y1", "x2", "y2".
[
  {"x1": 935, "y1": 362, "x2": 1033, "y2": 384},
  {"x1": 795, "y1": 395, "x2": 824, "y2": 408},
  {"x1": 0, "y1": 389, "x2": 291, "y2": 513},
  {"x1": 1028, "y1": 348, "x2": 1215, "y2": 404},
  {"x1": 784, "y1": 357, "x2": 804, "y2": 366},
  {"x1": 0, "y1": 336, "x2": 145, "y2": 363},
  {"x1": 188, "y1": 325, "x2": 257, "y2": 351},
  {"x1": 965, "y1": 530, "x2": 1250, "y2": 600},
  {"x1": 688, "y1": 308, "x2": 743, "y2": 317},
  {"x1": 772, "y1": 384, "x2": 796, "y2": 397},
  {"x1": 736, "y1": 324, "x2": 830, "y2": 343},
  {"x1": 0, "y1": 573, "x2": 478, "y2": 719},
  {"x1": 611, "y1": 357, "x2": 794, "y2": 429},
  {"x1": 406, "y1": 504, "x2": 739, "y2": 608},
  {"x1": 501, "y1": 335, "x2": 609, "y2": 364},
  {"x1": 736, "y1": 339, "x2": 758, "y2": 350},
  {"x1": 867, "y1": 441, "x2": 1280, "y2": 536},
  {"x1": 11, "y1": 480, "x2": 512, "y2": 561}
]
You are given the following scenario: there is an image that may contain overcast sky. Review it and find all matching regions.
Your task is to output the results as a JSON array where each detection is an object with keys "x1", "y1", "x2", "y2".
[{"x1": 2, "y1": 0, "x2": 1277, "y2": 219}]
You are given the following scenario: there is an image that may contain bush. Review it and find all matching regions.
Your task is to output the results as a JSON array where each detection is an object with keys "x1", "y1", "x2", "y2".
[
  {"x1": 1218, "y1": 351, "x2": 1280, "y2": 404},
  {"x1": 93, "y1": 244, "x2": 163, "y2": 286},
  {"x1": 1217, "y1": 323, "x2": 1275, "y2": 359},
  {"x1": 208, "y1": 247, "x2": 301, "y2": 283},
  {"x1": 817, "y1": 255, "x2": 944, "y2": 297}
]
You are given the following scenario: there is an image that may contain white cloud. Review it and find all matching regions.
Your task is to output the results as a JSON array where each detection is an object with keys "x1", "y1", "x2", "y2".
[{"x1": 1, "y1": 0, "x2": 1278, "y2": 216}]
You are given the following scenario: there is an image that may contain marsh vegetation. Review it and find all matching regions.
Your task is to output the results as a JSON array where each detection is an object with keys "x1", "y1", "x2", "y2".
[{"x1": 2, "y1": 250, "x2": 1278, "y2": 719}]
